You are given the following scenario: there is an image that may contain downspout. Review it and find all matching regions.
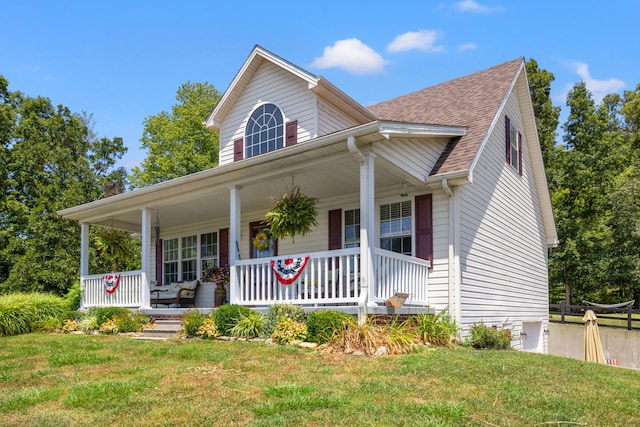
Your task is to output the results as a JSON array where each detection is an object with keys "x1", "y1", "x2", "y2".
[
  {"x1": 348, "y1": 136, "x2": 369, "y2": 324},
  {"x1": 441, "y1": 178, "x2": 461, "y2": 331}
]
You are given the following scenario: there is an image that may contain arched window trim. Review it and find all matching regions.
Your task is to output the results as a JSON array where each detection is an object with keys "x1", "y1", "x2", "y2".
[{"x1": 245, "y1": 102, "x2": 285, "y2": 158}]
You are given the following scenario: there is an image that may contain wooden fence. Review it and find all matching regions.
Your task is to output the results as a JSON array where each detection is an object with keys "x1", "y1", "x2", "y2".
[{"x1": 549, "y1": 303, "x2": 640, "y2": 331}]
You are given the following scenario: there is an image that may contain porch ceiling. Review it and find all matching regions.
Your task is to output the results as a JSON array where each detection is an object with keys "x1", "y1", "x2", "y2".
[{"x1": 94, "y1": 148, "x2": 415, "y2": 231}]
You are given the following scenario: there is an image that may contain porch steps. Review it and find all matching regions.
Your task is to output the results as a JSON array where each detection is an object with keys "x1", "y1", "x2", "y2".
[{"x1": 139, "y1": 319, "x2": 182, "y2": 339}]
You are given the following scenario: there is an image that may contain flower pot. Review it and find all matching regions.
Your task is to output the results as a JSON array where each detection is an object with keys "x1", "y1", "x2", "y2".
[{"x1": 214, "y1": 283, "x2": 227, "y2": 308}]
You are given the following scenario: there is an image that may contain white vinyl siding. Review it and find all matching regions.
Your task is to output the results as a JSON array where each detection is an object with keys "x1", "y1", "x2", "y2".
[
  {"x1": 219, "y1": 61, "x2": 315, "y2": 165},
  {"x1": 457, "y1": 84, "x2": 549, "y2": 351},
  {"x1": 317, "y1": 100, "x2": 360, "y2": 136},
  {"x1": 373, "y1": 137, "x2": 450, "y2": 183}
]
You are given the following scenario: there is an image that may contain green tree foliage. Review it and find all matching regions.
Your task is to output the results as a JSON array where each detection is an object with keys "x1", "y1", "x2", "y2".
[
  {"x1": 129, "y1": 81, "x2": 221, "y2": 188},
  {"x1": 0, "y1": 76, "x2": 126, "y2": 294}
]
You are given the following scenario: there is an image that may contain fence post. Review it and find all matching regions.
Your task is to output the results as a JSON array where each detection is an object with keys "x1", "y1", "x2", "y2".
[
  {"x1": 628, "y1": 305, "x2": 633, "y2": 330},
  {"x1": 560, "y1": 302, "x2": 566, "y2": 324}
]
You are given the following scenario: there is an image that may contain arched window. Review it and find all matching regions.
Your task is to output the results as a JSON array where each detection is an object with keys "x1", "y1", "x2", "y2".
[{"x1": 245, "y1": 103, "x2": 284, "y2": 157}]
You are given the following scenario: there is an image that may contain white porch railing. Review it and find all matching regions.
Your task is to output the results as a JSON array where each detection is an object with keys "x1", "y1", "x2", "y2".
[
  {"x1": 373, "y1": 248, "x2": 430, "y2": 306},
  {"x1": 81, "y1": 270, "x2": 143, "y2": 308},
  {"x1": 233, "y1": 248, "x2": 361, "y2": 306}
]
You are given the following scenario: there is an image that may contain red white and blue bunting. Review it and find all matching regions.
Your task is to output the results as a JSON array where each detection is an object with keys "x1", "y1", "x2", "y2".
[
  {"x1": 102, "y1": 274, "x2": 121, "y2": 294},
  {"x1": 271, "y1": 256, "x2": 309, "y2": 285}
]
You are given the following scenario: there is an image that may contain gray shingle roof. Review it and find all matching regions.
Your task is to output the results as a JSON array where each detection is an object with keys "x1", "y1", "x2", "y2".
[{"x1": 367, "y1": 58, "x2": 523, "y2": 176}]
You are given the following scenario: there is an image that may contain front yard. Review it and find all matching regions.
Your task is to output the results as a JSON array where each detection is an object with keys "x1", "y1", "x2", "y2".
[{"x1": 1, "y1": 333, "x2": 639, "y2": 426}]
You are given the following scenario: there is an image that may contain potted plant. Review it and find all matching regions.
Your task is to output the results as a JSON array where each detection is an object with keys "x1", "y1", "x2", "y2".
[
  {"x1": 202, "y1": 265, "x2": 229, "y2": 307},
  {"x1": 263, "y1": 184, "x2": 318, "y2": 242}
]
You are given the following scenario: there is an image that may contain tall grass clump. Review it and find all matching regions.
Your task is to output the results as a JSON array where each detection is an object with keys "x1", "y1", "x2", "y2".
[
  {"x1": 0, "y1": 293, "x2": 68, "y2": 336},
  {"x1": 182, "y1": 310, "x2": 206, "y2": 336},
  {"x1": 230, "y1": 311, "x2": 265, "y2": 338},
  {"x1": 414, "y1": 309, "x2": 459, "y2": 347},
  {"x1": 320, "y1": 317, "x2": 417, "y2": 355}
]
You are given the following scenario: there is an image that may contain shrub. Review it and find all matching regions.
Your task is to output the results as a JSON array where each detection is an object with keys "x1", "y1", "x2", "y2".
[
  {"x1": 467, "y1": 323, "x2": 512, "y2": 350},
  {"x1": 78, "y1": 316, "x2": 99, "y2": 333},
  {"x1": 92, "y1": 307, "x2": 133, "y2": 327},
  {"x1": 182, "y1": 310, "x2": 206, "y2": 336},
  {"x1": 117, "y1": 314, "x2": 149, "y2": 333},
  {"x1": 99, "y1": 318, "x2": 119, "y2": 335},
  {"x1": 414, "y1": 309, "x2": 459, "y2": 347},
  {"x1": 230, "y1": 311, "x2": 265, "y2": 339},
  {"x1": 306, "y1": 310, "x2": 356, "y2": 344},
  {"x1": 197, "y1": 317, "x2": 220, "y2": 340},
  {"x1": 65, "y1": 281, "x2": 82, "y2": 310},
  {"x1": 271, "y1": 316, "x2": 307, "y2": 345},
  {"x1": 0, "y1": 293, "x2": 68, "y2": 336},
  {"x1": 33, "y1": 316, "x2": 62, "y2": 332},
  {"x1": 262, "y1": 304, "x2": 307, "y2": 338},
  {"x1": 62, "y1": 319, "x2": 79, "y2": 333},
  {"x1": 214, "y1": 304, "x2": 253, "y2": 336}
]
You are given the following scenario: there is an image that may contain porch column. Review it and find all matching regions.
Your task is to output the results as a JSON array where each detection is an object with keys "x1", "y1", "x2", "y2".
[
  {"x1": 80, "y1": 222, "x2": 89, "y2": 277},
  {"x1": 79, "y1": 222, "x2": 89, "y2": 310},
  {"x1": 229, "y1": 185, "x2": 242, "y2": 305},
  {"x1": 140, "y1": 207, "x2": 152, "y2": 308},
  {"x1": 360, "y1": 150, "x2": 377, "y2": 310}
]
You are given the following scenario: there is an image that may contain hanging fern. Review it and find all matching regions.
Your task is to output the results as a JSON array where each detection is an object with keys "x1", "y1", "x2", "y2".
[{"x1": 263, "y1": 184, "x2": 318, "y2": 242}]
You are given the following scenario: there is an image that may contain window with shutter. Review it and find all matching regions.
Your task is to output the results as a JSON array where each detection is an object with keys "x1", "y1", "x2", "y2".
[
  {"x1": 286, "y1": 120, "x2": 298, "y2": 146},
  {"x1": 245, "y1": 103, "x2": 284, "y2": 157},
  {"x1": 380, "y1": 200, "x2": 412, "y2": 255},
  {"x1": 505, "y1": 115, "x2": 523, "y2": 175}
]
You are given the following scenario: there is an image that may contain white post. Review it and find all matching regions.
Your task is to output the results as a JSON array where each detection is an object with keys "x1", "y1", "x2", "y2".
[
  {"x1": 140, "y1": 208, "x2": 152, "y2": 308},
  {"x1": 80, "y1": 222, "x2": 90, "y2": 310},
  {"x1": 360, "y1": 151, "x2": 377, "y2": 310},
  {"x1": 229, "y1": 185, "x2": 242, "y2": 304}
]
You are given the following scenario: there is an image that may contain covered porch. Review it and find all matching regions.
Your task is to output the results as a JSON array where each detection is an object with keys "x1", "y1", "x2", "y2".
[{"x1": 60, "y1": 122, "x2": 460, "y2": 318}]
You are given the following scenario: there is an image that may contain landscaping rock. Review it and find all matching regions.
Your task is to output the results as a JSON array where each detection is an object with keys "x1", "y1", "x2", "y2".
[
  {"x1": 374, "y1": 346, "x2": 388, "y2": 356},
  {"x1": 298, "y1": 342, "x2": 318, "y2": 350}
]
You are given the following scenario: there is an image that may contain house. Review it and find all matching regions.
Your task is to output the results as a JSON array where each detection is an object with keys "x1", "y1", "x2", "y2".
[{"x1": 58, "y1": 45, "x2": 557, "y2": 352}]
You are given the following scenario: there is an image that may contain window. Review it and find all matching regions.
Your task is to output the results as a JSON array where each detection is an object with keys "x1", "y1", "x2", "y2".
[
  {"x1": 380, "y1": 200, "x2": 412, "y2": 255},
  {"x1": 245, "y1": 103, "x2": 284, "y2": 158},
  {"x1": 163, "y1": 238, "x2": 178, "y2": 285},
  {"x1": 163, "y1": 232, "x2": 221, "y2": 284},
  {"x1": 505, "y1": 116, "x2": 522, "y2": 174},
  {"x1": 344, "y1": 209, "x2": 360, "y2": 248},
  {"x1": 181, "y1": 235, "x2": 197, "y2": 281},
  {"x1": 200, "y1": 232, "x2": 218, "y2": 272}
]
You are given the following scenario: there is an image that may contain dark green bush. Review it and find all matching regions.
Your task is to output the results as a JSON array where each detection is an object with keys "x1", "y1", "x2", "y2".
[
  {"x1": 467, "y1": 322, "x2": 512, "y2": 350},
  {"x1": 182, "y1": 310, "x2": 206, "y2": 336},
  {"x1": 214, "y1": 304, "x2": 253, "y2": 336},
  {"x1": 306, "y1": 310, "x2": 356, "y2": 344},
  {"x1": 65, "y1": 281, "x2": 82, "y2": 310},
  {"x1": 262, "y1": 304, "x2": 307, "y2": 338}
]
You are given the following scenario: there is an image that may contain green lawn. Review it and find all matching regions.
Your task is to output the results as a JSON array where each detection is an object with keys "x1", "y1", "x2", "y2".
[{"x1": 1, "y1": 333, "x2": 639, "y2": 426}]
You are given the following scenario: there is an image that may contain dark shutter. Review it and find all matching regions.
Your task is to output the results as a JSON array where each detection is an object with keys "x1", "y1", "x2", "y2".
[
  {"x1": 415, "y1": 194, "x2": 433, "y2": 268},
  {"x1": 286, "y1": 120, "x2": 298, "y2": 146},
  {"x1": 155, "y1": 239, "x2": 163, "y2": 286},
  {"x1": 233, "y1": 138, "x2": 243, "y2": 161},
  {"x1": 328, "y1": 209, "x2": 342, "y2": 250},
  {"x1": 505, "y1": 115, "x2": 511, "y2": 165},
  {"x1": 219, "y1": 228, "x2": 229, "y2": 267},
  {"x1": 517, "y1": 131, "x2": 523, "y2": 175}
]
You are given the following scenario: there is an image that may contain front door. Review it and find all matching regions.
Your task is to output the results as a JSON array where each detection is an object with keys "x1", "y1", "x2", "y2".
[{"x1": 249, "y1": 221, "x2": 277, "y2": 259}]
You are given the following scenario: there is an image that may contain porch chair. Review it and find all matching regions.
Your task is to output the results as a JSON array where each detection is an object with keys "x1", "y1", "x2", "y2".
[{"x1": 150, "y1": 280, "x2": 199, "y2": 308}]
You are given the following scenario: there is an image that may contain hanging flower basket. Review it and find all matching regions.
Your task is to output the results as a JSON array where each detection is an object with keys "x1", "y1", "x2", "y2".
[{"x1": 263, "y1": 184, "x2": 318, "y2": 242}]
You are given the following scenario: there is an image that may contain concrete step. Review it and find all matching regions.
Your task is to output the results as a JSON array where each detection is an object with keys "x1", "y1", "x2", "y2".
[{"x1": 141, "y1": 319, "x2": 183, "y2": 339}]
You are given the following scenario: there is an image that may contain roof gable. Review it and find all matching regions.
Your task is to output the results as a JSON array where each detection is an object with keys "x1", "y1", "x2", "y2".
[{"x1": 367, "y1": 58, "x2": 524, "y2": 176}]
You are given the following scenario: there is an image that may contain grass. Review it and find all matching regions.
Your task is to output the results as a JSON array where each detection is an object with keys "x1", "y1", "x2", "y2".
[{"x1": 1, "y1": 333, "x2": 640, "y2": 426}]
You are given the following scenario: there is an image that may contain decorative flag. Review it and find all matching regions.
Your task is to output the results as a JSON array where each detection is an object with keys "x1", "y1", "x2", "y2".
[
  {"x1": 102, "y1": 274, "x2": 121, "y2": 294},
  {"x1": 271, "y1": 256, "x2": 309, "y2": 285}
]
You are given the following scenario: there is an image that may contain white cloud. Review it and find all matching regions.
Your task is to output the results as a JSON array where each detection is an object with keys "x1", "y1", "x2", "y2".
[
  {"x1": 387, "y1": 30, "x2": 445, "y2": 53},
  {"x1": 311, "y1": 39, "x2": 388, "y2": 75},
  {"x1": 453, "y1": 0, "x2": 502, "y2": 13},
  {"x1": 457, "y1": 42, "x2": 478, "y2": 51},
  {"x1": 563, "y1": 61, "x2": 625, "y2": 104}
]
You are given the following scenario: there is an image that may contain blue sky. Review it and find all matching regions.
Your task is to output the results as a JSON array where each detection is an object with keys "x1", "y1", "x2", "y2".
[{"x1": 2, "y1": 0, "x2": 638, "y2": 170}]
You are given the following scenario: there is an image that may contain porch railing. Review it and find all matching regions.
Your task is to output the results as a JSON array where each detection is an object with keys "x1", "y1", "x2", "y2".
[
  {"x1": 373, "y1": 248, "x2": 430, "y2": 306},
  {"x1": 233, "y1": 247, "x2": 429, "y2": 307},
  {"x1": 81, "y1": 270, "x2": 143, "y2": 308},
  {"x1": 233, "y1": 248, "x2": 361, "y2": 306}
]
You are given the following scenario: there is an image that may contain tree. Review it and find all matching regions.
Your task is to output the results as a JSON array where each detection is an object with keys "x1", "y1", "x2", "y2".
[
  {"x1": 129, "y1": 81, "x2": 221, "y2": 188},
  {"x1": 0, "y1": 76, "x2": 127, "y2": 294}
]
